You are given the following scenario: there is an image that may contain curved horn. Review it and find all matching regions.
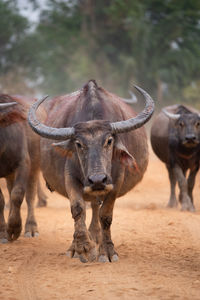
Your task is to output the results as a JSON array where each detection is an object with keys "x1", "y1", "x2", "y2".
[
  {"x1": 0, "y1": 102, "x2": 17, "y2": 110},
  {"x1": 28, "y1": 95, "x2": 75, "y2": 140},
  {"x1": 111, "y1": 85, "x2": 154, "y2": 133},
  {"x1": 122, "y1": 90, "x2": 137, "y2": 104},
  {"x1": 162, "y1": 108, "x2": 180, "y2": 120}
]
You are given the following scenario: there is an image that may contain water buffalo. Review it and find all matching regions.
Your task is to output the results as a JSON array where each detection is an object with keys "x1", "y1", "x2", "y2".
[
  {"x1": 150, "y1": 104, "x2": 200, "y2": 211},
  {"x1": 37, "y1": 179, "x2": 48, "y2": 207},
  {"x1": 28, "y1": 80, "x2": 154, "y2": 263},
  {"x1": 14, "y1": 95, "x2": 48, "y2": 207},
  {"x1": 0, "y1": 94, "x2": 44, "y2": 243}
]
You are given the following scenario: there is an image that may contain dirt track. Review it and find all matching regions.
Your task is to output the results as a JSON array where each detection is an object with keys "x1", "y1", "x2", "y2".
[{"x1": 1, "y1": 150, "x2": 200, "y2": 300}]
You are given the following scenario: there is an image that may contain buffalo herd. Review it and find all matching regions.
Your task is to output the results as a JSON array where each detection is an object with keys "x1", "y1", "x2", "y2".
[{"x1": 0, "y1": 79, "x2": 200, "y2": 263}]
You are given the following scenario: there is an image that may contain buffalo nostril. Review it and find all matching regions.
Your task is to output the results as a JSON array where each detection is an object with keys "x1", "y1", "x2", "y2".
[
  {"x1": 88, "y1": 177, "x2": 94, "y2": 184},
  {"x1": 102, "y1": 175, "x2": 107, "y2": 183},
  {"x1": 185, "y1": 135, "x2": 196, "y2": 141},
  {"x1": 88, "y1": 174, "x2": 107, "y2": 185}
]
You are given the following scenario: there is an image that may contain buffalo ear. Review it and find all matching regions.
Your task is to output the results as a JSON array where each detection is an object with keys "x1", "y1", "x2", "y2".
[
  {"x1": 114, "y1": 140, "x2": 138, "y2": 171},
  {"x1": 52, "y1": 140, "x2": 73, "y2": 158}
]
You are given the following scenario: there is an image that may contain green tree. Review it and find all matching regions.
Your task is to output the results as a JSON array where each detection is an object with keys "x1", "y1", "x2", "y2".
[
  {"x1": 0, "y1": 0, "x2": 31, "y2": 93},
  {"x1": 104, "y1": 0, "x2": 200, "y2": 104},
  {"x1": 9, "y1": 0, "x2": 200, "y2": 106}
]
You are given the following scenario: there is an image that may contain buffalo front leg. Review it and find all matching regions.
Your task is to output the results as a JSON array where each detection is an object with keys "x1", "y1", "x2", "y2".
[
  {"x1": 173, "y1": 165, "x2": 194, "y2": 211},
  {"x1": 65, "y1": 178, "x2": 96, "y2": 263},
  {"x1": 0, "y1": 188, "x2": 7, "y2": 243},
  {"x1": 68, "y1": 199, "x2": 97, "y2": 263},
  {"x1": 99, "y1": 194, "x2": 118, "y2": 262},
  {"x1": 166, "y1": 165, "x2": 177, "y2": 208},
  {"x1": 7, "y1": 182, "x2": 26, "y2": 241}
]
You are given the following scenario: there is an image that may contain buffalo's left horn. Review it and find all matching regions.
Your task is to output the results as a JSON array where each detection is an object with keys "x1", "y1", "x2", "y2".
[
  {"x1": 28, "y1": 95, "x2": 75, "y2": 140},
  {"x1": 162, "y1": 108, "x2": 180, "y2": 120},
  {"x1": 0, "y1": 102, "x2": 17, "y2": 110},
  {"x1": 111, "y1": 85, "x2": 154, "y2": 133}
]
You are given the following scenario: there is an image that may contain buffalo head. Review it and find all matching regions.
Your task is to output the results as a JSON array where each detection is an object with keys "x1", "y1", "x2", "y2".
[
  {"x1": 163, "y1": 106, "x2": 200, "y2": 148},
  {"x1": 52, "y1": 120, "x2": 137, "y2": 195}
]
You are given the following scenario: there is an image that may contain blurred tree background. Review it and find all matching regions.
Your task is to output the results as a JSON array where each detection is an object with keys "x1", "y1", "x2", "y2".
[{"x1": 1, "y1": 0, "x2": 200, "y2": 109}]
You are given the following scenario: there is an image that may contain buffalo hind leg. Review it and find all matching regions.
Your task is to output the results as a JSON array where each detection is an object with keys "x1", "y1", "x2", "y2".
[
  {"x1": 37, "y1": 178, "x2": 47, "y2": 207},
  {"x1": 166, "y1": 165, "x2": 178, "y2": 208},
  {"x1": 99, "y1": 194, "x2": 118, "y2": 263},
  {"x1": 88, "y1": 198, "x2": 102, "y2": 244},
  {"x1": 0, "y1": 188, "x2": 7, "y2": 243},
  {"x1": 24, "y1": 168, "x2": 39, "y2": 237}
]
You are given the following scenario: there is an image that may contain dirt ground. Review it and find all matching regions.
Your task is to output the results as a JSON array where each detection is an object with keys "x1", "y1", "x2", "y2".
[{"x1": 0, "y1": 149, "x2": 200, "y2": 300}]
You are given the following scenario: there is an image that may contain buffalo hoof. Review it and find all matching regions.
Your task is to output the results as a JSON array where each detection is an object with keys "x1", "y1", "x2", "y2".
[
  {"x1": 0, "y1": 237, "x2": 8, "y2": 244},
  {"x1": 99, "y1": 240, "x2": 118, "y2": 262},
  {"x1": 37, "y1": 199, "x2": 47, "y2": 208},
  {"x1": 79, "y1": 254, "x2": 88, "y2": 263},
  {"x1": 78, "y1": 247, "x2": 97, "y2": 263},
  {"x1": 167, "y1": 200, "x2": 178, "y2": 208},
  {"x1": 66, "y1": 248, "x2": 97, "y2": 263},
  {"x1": 25, "y1": 221, "x2": 39, "y2": 238},
  {"x1": 0, "y1": 229, "x2": 8, "y2": 243},
  {"x1": 24, "y1": 231, "x2": 39, "y2": 238},
  {"x1": 66, "y1": 251, "x2": 79, "y2": 258},
  {"x1": 111, "y1": 254, "x2": 119, "y2": 262},
  {"x1": 72, "y1": 252, "x2": 79, "y2": 258},
  {"x1": 66, "y1": 243, "x2": 97, "y2": 263},
  {"x1": 98, "y1": 255, "x2": 109, "y2": 263},
  {"x1": 7, "y1": 221, "x2": 22, "y2": 241},
  {"x1": 181, "y1": 204, "x2": 195, "y2": 212},
  {"x1": 98, "y1": 253, "x2": 119, "y2": 263},
  {"x1": 0, "y1": 231, "x2": 8, "y2": 244}
]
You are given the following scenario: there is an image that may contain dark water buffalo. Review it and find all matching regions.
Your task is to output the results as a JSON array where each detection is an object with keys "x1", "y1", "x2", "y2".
[
  {"x1": 151, "y1": 104, "x2": 200, "y2": 211},
  {"x1": 18, "y1": 96, "x2": 48, "y2": 208},
  {"x1": 28, "y1": 80, "x2": 154, "y2": 263},
  {"x1": 0, "y1": 94, "x2": 44, "y2": 243}
]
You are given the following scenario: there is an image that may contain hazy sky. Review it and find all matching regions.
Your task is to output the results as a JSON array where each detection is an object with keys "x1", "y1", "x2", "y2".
[{"x1": 16, "y1": 0, "x2": 47, "y2": 22}]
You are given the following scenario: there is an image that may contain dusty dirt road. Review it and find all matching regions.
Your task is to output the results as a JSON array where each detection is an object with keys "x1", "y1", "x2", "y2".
[{"x1": 0, "y1": 150, "x2": 200, "y2": 300}]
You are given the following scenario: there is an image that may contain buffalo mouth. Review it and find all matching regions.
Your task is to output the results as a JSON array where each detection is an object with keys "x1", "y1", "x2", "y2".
[
  {"x1": 83, "y1": 184, "x2": 113, "y2": 195},
  {"x1": 182, "y1": 140, "x2": 199, "y2": 148}
]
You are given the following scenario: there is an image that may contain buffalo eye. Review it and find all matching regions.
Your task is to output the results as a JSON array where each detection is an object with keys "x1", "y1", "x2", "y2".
[
  {"x1": 178, "y1": 121, "x2": 184, "y2": 128},
  {"x1": 106, "y1": 137, "x2": 113, "y2": 147},
  {"x1": 195, "y1": 121, "x2": 200, "y2": 128},
  {"x1": 75, "y1": 141, "x2": 82, "y2": 149}
]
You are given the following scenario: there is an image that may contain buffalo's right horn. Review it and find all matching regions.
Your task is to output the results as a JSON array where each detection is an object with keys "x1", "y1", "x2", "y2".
[
  {"x1": 162, "y1": 108, "x2": 180, "y2": 120},
  {"x1": 0, "y1": 102, "x2": 17, "y2": 110},
  {"x1": 28, "y1": 95, "x2": 75, "y2": 140}
]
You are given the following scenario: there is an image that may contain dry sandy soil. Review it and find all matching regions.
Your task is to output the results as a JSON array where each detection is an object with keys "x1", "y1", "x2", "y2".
[{"x1": 0, "y1": 149, "x2": 200, "y2": 300}]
